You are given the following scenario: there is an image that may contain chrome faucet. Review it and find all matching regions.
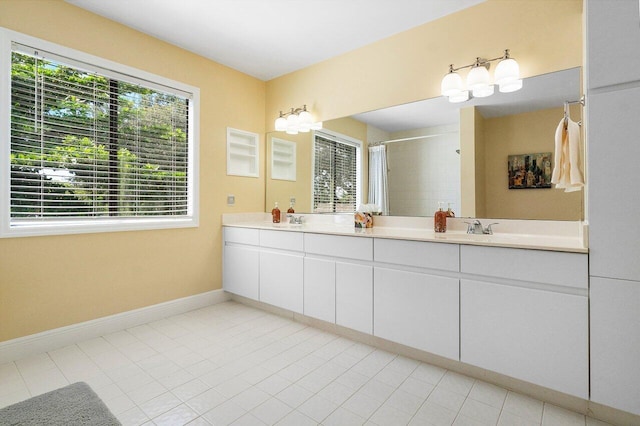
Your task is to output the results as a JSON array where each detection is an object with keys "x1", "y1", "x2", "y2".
[
  {"x1": 465, "y1": 219, "x2": 498, "y2": 235},
  {"x1": 287, "y1": 214, "x2": 304, "y2": 225}
]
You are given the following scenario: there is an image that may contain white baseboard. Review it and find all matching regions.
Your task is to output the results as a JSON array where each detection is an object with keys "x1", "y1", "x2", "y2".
[{"x1": 0, "y1": 289, "x2": 230, "y2": 364}]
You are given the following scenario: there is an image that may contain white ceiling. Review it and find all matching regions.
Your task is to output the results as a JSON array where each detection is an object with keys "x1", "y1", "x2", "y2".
[{"x1": 65, "y1": 0, "x2": 485, "y2": 81}]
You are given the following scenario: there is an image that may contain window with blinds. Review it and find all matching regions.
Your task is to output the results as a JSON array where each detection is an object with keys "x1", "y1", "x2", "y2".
[
  {"x1": 312, "y1": 131, "x2": 361, "y2": 213},
  {"x1": 2, "y1": 33, "x2": 199, "y2": 237}
]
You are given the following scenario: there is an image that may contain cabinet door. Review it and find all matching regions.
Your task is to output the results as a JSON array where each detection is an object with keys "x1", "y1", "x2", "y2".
[
  {"x1": 591, "y1": 277, "x2": 640, "y2": 415},
  {"x1": 304, "y1": 257, "x2": 336, "y2": 323},
  {"x1": 460, "y1": 279, "x2": 588, "y2": 399},
  {"x1": 223, "y1": 245, "x2": 260, "y2": 300},
  {"x1": 587, "y1": 0, "x2": 640, "y2": 89},
  {"x1": 336, "y1": 262, "x2": 373, "y2": 334},
  {"x1": 374, "y1": 267, "x2": 459, "y2": 360},
  {"x1": 259, "y1": 251, "x2": 304, "y2": 313},
  {"x1": 588, "y1": 88, "x2": 640, "y2": 282}
]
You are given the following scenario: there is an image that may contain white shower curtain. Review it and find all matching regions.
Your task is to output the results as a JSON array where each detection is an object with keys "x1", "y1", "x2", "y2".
[{"x1": 368, "y1": 145, "x2": 389, "y2": 215}]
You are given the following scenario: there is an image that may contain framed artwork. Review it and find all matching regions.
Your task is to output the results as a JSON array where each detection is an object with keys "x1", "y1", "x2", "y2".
[{"x1": 508, "y1": 152, "x2": 552, "y2": 189}]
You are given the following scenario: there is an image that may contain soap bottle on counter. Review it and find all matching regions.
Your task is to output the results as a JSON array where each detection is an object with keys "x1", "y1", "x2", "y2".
[
  {"x1": 446, "y1": 202, "x2": 455, "y2": 218},
  {"x1": 272, "y1": 202, "x2": 281, "y2": 223},
  {"x1": 287, "y1": 201, "x2": 295, "y2": 214},
  {"x1": 434, "y1": 202, "x2": 447, "y2": 233}
]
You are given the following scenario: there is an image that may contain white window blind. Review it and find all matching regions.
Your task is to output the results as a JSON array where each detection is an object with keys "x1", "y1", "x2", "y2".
[
  {"x1": 312, "y1": 131, "x2": 361, "y2": 213},
  {"x1": 6, "y1": 40, "x2": 197, "y2": 235}
]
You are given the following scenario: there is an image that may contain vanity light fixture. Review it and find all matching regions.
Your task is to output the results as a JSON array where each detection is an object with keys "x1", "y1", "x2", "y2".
[
  {"x1": 441, "y1": 49, "x2": 522, "y2": 103},
  {"x1": 274, "y1": 105, "x2": 322, "y2": 135}
]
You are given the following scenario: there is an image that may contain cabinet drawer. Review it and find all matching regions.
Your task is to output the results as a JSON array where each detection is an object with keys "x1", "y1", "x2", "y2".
[
  {"x1": 460, "y1": 245, "x2": 587, "y2": 289},
  {"x1": 374, "y1": 238, "x2": 459, "y2": 272},
  {"x1": 224, "y1": 227, "x2": 259, "y2": 245},
  {"x1": 304, "y1": 234, "x2": 373, "y2": 261},
  {"x1": 259, "y1": 229, "x2": 304, "y2": 251}
]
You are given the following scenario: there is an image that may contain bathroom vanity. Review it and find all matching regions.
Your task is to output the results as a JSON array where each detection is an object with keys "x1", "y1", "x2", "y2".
[{"x1": 222, "y1": 213, "x2": 588, "y2": 400}]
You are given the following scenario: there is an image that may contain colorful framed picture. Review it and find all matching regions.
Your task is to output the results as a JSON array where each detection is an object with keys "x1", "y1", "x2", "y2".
[{"x1": 508, "y1": 152, "x2": 552, "y2": 189}]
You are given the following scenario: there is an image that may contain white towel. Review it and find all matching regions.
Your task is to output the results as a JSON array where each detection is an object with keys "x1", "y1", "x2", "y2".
[{"x1": 551, "y1": 117, "x2": 584, "y2": 192}]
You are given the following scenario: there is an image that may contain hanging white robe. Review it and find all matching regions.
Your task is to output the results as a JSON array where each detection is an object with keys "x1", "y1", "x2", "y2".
[{"x1": 551, "y1": 117, "x2": 584, "y2": 192}]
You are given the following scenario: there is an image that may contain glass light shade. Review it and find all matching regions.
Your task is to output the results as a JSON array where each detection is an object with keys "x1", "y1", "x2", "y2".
[
  {"x1": 494, "y1": 58, "x2": 520, "y2": 85},
  {"x1": 499, "y1": 79, "x2": 523, "y2": 93},
  {"x1": 467, "y1": 65, "x2": 491, "y2": 89},
  {"x1": 310, "y1": 121, "x2": 323, "y2": 130},
  {"x1": 441, "y1": 72, "x2": 463, "y2": 96},
  {"x1": 448, "y1": 90, "x2": 469, "y2": 103},
  {"x1": 286, "y1": 114, "x2": 299, "y2": 134},
  {"x1": 298, "y1": 110, "x2": 312, "y2": 132},
  {"x1": 275, "y1": 116, "x2": 287, "y2": 132},
  {"x1": 472, "y1": 84, "x2": 494, "y2": 98}
]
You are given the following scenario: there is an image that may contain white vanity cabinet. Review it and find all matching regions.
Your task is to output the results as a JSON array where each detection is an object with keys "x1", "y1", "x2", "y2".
[
  {"x1": 460, "y1": 245, "x2": 589, "y2": 399},
  {"x1": 258, "y1": 230, "x2": 304, "y2": 313},
  {"x1": 223, "y1": 227, "x2": 260, "y2": 300},
  {"x1": 304, "y1": 234, "x2": 373, "y2": 334},
  {"x1": 223, "y1": 224, "x2": 590, "y2": 401},
  {"x1": 373, "y1": 239, "x2": 460, "y2": 360}
]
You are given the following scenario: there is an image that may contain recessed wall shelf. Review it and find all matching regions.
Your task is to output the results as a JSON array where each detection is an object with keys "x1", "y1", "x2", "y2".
[
  {"x1": 271, "y1": 138, "x2": 296, "y2": 181},
  {"x1": 227, "y1": 127, "x2": 259, "y2": 178}
]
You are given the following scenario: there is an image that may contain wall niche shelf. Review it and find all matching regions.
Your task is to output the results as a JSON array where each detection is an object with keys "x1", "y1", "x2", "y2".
[
  {"x1": 271, "y1": 138, "x2": 296, "y2": 181},
  {"x1": 227, "y1": 127, "x2": 259, "y2": 178}
]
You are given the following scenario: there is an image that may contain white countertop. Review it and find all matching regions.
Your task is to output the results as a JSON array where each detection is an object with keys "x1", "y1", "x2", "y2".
[{"x1": 222, "y1": 213, "x2": 588, "y2": 253}]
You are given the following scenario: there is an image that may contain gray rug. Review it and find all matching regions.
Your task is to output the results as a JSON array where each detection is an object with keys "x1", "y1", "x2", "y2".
[{"x1": 0, "y1": 382, "x2": 121, "y2": 425}]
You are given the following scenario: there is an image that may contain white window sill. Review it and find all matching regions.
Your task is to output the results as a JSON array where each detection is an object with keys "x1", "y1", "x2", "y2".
[{"x1": 2, "y1": 216, "x2": 198, "y2": 238}]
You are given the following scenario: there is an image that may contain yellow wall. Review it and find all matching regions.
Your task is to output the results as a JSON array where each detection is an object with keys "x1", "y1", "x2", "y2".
[
  {"x1": 265, "y1": 0, "x2": 583, "y2": 130},
  {"x1": 0, "y1": 0, "x2": 266, "y2": 342},
  {"x1": 483, "y1": 106, "x2": 583, "y2": 220},
  {"x1": 265, "y1": 117, "x2": 368, "y2": 213}
]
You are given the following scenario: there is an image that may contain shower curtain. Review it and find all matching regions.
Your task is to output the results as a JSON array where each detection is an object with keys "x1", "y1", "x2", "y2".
[{"x1": 368, "y1": 145, "x2": 389, "y2": 215}]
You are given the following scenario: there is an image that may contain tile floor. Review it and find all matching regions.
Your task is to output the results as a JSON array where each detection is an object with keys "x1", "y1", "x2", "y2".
[{"x1": 0, "y1": 301, "x2": 614, "y2": 426}]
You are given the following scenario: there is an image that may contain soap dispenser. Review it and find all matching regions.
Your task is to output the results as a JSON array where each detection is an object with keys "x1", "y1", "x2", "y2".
[
  {"x1": 434, "y1": 202, "x2": 447, "y2": 233},
  {"x1": 272, "y1": 202, "x2": 281, "y2": 223},
  {"x1": 287, "y1": 201, "x2": 295, "y2": 214},
  {"x1": 446, "y1": 202, "x2": 455, "y2": 218}
]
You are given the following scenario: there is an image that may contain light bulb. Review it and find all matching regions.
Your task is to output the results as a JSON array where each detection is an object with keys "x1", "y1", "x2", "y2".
[
  {"x1": 298, "y1": 110, "x2": 312, "y2": 132},
  {"x1": 448, "y1": 90, "x2": 469, "y2": 103},
  {"x1": 275, "y1": 116, "x2": 287, "y2": 132},
  {"x1": 467, "y1": 65, "x2": 493, "y2": 98},
  {"x1": 499, "y1": 79, "x2": 523, "y2": 93},
  {"x1": 286, "y1": 113, "x2": 299, "y2": 135},
  {"x1": 495, "y1": 57, "x2": 520, "y2": 85},
  {"x1": 473, "y1": 84, "x2": 494, "y2": 98},
  {"x1": 467, "y1": 65, "x2": 491, "y2": 90},
  {"x1": 441, "y1": 71, "x2": 463, "y2": 97}
]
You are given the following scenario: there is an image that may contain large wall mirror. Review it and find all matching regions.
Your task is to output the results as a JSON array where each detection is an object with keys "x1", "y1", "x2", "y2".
[{"x1": 265, "y1": 67, "x2": 583, "y2": 221}]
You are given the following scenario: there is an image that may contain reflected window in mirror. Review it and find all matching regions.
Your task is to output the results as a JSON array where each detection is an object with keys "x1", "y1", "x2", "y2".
[{"x1": 312, "y1": 129, "x2": 362, "y2": 213}]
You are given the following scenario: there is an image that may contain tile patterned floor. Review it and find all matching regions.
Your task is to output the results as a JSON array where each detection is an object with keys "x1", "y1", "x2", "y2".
[{"x1": 0, "y1": 301, "x2": 615, "y2": 426}]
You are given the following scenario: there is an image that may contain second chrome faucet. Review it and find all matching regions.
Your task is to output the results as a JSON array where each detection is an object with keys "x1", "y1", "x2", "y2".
[{"x1": 465, "y1": 219, "x2": 499, "y2": 235}]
